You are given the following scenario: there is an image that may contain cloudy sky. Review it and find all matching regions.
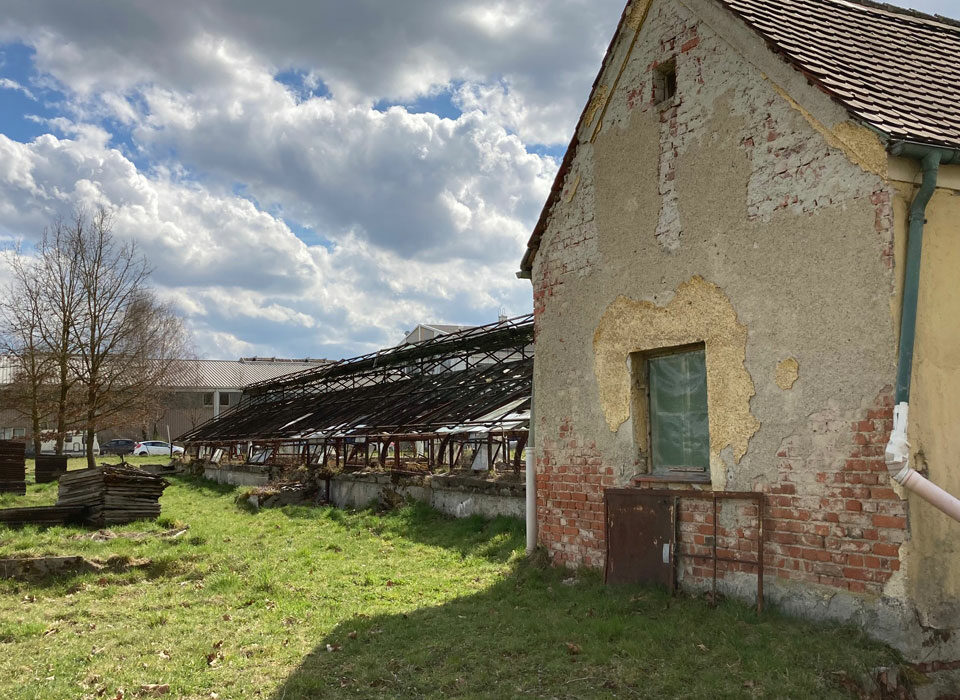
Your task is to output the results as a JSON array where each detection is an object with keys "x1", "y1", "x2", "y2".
[{"x1": 0, "y1": 0, "x2": 956, "y2": 360}]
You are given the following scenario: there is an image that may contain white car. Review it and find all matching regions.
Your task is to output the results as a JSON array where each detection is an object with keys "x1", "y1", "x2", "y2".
[{"x1": 134, "y1": 440, "x2": 185, "y2": 456}]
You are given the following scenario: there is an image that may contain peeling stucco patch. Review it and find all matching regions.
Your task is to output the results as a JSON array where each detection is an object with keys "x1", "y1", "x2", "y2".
[
  {"x1": 583, "y1": 85, "x2": 609, "y2": 132},
  {"x1": 831, "y1": 121, "x2": 889, "y2": 177},
  {"x1": 625, "y1": 0, "x2": 654, "y2": 30},
  {"x1": 775, "y1": 357, "x2": 800, "y2": 390},
  {"x1": 593, "y1": 275, "x2": 760, "y2": 462},
  {"x1": 564, "y1": 172, "x2": 581, "y2": 203},
  {"x1": 768, "y1": 81, "x2": 888, "y2": 178}
]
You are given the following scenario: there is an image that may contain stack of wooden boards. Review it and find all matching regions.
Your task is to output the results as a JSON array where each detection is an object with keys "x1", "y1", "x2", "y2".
[
  {"x1": 0, "y1": 441, "x2": 26, "y2": 495},
  {"x1": 35, "y1": 455, "x2": 69, "y2": 483},
  {"x1": 57, "y1": 466, "x2": 169, "y2": 526},
  {"x1": 0, "y1": 504, "x2": 88, "y2": 526}
]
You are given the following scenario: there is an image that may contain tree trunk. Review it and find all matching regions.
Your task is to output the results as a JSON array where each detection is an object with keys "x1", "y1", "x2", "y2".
[
  {"x1": 85, "y1": 426, "x2": 96, "y2": 469},
  {"x1": 31, "y1": 402, "x2": 42, "y2": 458},
  {"x1": 86, "y1": 403, "x2": 97, "y2": 469},
  {"x1": 55, "y1": 356, "x2": 69, "y2": 455}
]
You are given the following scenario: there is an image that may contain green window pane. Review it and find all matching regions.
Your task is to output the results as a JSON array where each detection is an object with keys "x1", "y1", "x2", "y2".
[{"x1": 649, "y1": 349, "x2": 709, "y2": 473}]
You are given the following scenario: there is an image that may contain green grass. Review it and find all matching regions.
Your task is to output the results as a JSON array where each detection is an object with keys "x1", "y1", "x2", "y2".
[{"x1": 0, "y1": 470, "x2": 898, "y2": 699}]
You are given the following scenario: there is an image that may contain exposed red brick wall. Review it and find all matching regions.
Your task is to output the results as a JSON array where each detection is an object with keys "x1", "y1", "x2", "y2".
[
  {"x1": 757, "y1": 389, "x2": 906, "y2": 595},
  {"x1": 537, "y1": 391, "x2": 908, "y2": 598},
  {"x1": 536, "y1": 418, "x2": 613, "y2": 568}
]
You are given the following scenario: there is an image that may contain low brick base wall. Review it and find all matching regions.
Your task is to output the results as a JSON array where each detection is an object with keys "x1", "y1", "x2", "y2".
[{"x1": 329, "y1": 472, "x2": 525, "y2": 520}]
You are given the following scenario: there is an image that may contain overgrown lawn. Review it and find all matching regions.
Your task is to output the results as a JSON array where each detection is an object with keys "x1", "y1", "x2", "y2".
[{"x1": 0, "y1": 468, "x2": 898, "y2": 698}]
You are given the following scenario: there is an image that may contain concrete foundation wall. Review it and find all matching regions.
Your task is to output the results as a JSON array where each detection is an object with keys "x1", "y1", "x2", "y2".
[
  {"x1": 329, "y1": 472, "x2": 525, "y2": 520},
  {"x1": 203, "y1": 464, "x2": 270, "y2": 487}
]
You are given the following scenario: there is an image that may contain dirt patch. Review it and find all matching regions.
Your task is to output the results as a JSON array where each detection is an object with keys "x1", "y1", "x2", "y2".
[
  {"x1": 68, "y1": 526, "x2": 189, "y2": 542},
  {"x1": 0, "y1": 554, "x2": 154, "y2": 580}
]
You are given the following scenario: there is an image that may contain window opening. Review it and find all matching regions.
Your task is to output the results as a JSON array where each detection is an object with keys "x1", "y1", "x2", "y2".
[
  {"x1": 632, "y1": 344, "x2": 709, "y2": 478},
  {"x1": 654, "y1": 60, "x2": 677, "y2": 105}
]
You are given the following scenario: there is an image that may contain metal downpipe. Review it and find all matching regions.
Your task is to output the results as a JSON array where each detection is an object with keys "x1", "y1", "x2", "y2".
[
  {"x1": 884, "y1": 142, "x2": 960, "y2": 523},
  {"x1": 894, "y1": 149, "x2": 941, "y2": 404}
]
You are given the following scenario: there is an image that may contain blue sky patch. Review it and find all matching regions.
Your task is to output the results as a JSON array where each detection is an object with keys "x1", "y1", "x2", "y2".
[
  {"x1": 0, "y1": 43, "x2": 64, "y2": 143},
  {"x1": 374, "y1": 85, "x2": 463, "y2": 121},
  {"x1": 525, "y1": 143, "x2": 566, "y2": 161},
  {"x1": 273, "y1": 69, "x2": 330, "y2": 101}
]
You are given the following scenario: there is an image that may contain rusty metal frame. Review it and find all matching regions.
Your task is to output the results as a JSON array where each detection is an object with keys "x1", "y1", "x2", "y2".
[
  {"x1": 179, "y1": 315, "x2": 533, "y2": 473},
  {"x1": 606, "y1": 487, "x2": 765, "y2": 613}
]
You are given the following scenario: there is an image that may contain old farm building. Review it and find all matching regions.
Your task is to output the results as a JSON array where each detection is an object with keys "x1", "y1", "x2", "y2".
[{"x1": 518, "y1": 0, "x2": 960, "y2": 691}]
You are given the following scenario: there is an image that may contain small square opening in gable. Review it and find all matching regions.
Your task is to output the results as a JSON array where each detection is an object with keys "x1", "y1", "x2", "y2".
[{"x1": 654, "y1": 60, "x2": 677, "y2": 105}]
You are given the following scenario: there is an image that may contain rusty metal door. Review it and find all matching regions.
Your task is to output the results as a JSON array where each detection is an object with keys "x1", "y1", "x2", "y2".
[{"x1": 605, "y1": 489, "x2": 676, "y2": 589}]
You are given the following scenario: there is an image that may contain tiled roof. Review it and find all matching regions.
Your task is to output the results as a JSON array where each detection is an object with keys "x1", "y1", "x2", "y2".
[{"x1": 720, "y1": 0, "x2": 960, "y2": 149}]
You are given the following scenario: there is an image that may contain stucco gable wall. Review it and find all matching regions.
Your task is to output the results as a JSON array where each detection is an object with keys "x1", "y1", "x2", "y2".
[{"x1": 530, "y1": 0, "x2": 960, "y2": 674}]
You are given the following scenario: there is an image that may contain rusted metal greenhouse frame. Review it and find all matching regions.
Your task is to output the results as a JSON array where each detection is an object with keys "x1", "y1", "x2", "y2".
[{"x1": 179, "y1": 315, "x2": 534, "y2": 473}]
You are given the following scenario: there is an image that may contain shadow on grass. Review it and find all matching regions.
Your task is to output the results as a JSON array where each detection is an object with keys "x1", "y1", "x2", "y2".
[
  {"x1": 0, "y1": 549, "x2": 200, "y2": 592},
  {"x1": 270, "y1": 559, "x2": 898, "y2": 700},
  {"x1": 166, "y1": 474, "x2": 241, "y2": 497},
  {"x1": 276, "y1": 500, "x2": 525, "y2": 564}
]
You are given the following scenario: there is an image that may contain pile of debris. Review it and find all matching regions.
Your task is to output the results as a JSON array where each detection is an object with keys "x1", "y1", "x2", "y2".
[
  {"x1": 57, "y1": 466, "x2": 169, "y2": 526},
  {"x1": 35, "y1": 454, "x2": 69, "y2": 483},
  {"x1": 0, "y1": 440, "x2": 26, "y2": 495}
]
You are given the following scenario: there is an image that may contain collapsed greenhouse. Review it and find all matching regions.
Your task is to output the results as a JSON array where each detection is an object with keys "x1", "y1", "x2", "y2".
[{"x1": 179, "y1": 315, "x2": 533, "y2": 473}]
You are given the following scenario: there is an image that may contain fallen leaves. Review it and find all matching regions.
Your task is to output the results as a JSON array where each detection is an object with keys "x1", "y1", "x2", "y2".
[
  {"x1": 206, "y1": 641, "x2": 224, "y2": 667},
  {"x1": 326, "y1": 643, "x2": 341, "y2": 653},
  {"x1": 139, "y1": 683, "x2": 170, "y2": 696},
  {"x1": 565, "y1": 642, "x2": 581, "y2": 655}
]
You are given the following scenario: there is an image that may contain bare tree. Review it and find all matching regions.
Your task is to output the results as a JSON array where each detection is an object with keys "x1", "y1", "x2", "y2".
[
  {"x1": 37, "y1": 215, "x2": 84, "y2": 454},
  {"x1": 68, "y1": 207, "x2": 191, "y2": 467},
  {"x1": 0, "y1": 248, "x2": 54, "y2": 456}
]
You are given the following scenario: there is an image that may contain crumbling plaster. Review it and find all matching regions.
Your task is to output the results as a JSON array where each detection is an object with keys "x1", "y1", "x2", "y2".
[
  {"x1": 775, "y1": 358, "x2": 800, "y2": 390},
  {"x1": 593, "y1": 277, "x2": 759, "y2": 485},
  {"x1": 535, "y1": 0, "x2": 897, "y2": 489}
]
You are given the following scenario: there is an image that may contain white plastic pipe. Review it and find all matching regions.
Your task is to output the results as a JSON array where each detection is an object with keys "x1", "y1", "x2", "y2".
[
  {"x1": 526, "y1": 387, "x2": 537, "y2": 555},
  {"x1": 526, "y1": 439, "x2": 537, "y2": 554},
  {"x1": 885, "y1": 402, "x2": 960, "y2": 523}
]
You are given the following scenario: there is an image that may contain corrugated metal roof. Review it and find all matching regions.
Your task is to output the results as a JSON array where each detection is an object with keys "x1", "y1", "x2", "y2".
[
  {"x1": 0, "y1": 355, "x2": 329, "y2": 391},
  {"x1": 403, "y1": 324, "x2": 475, "y2": 344},
  {"x1": 167, "y1": 359, "x2": 330, "y2": 390}
]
